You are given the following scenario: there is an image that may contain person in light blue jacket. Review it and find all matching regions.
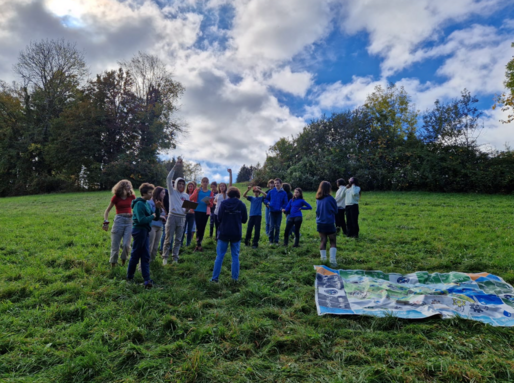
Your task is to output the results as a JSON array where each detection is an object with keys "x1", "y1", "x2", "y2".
[{"x1": 316, "y1": 181, "x2": 338, "y2": 267}]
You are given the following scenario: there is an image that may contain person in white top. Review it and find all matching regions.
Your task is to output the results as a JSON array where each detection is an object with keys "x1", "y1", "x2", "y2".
[
  {"x1": 212, "y1": 169, "x2": 232, "y2": 239},
  {"x1": 334, "y1": 178, "x2": 347, "y2": 235},
  {"x1": 345, "y1": 177, "x2": 361, "y2": 238}
]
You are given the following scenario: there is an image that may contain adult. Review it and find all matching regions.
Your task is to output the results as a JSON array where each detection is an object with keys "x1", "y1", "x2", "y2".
[
  {"x1": 213, "y1": 169, "x2": 233, "y2": 239},
  {"x1": 316, "y1": 181, "x2": 338, "y2": 267},
  {"x1": 211, "y1": 187, "x2": 248, "y2": 282},
  {"x1": 103, "y1": 180, "x2": 136, "y2": 267},
  {"x1": 345, "y1": 177, "x2": 361, "y2": 238},
  {"x1": 162, "y1": 159, "x2": 189, "y2": 265},
  {"x1": 264, "y1": 178, "x2": 288, "y2": 245}
]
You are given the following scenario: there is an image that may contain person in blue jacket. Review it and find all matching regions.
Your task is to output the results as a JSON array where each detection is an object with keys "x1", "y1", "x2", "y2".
[
  {"x1": 264, "y1": 178, "x2": 289, "y2": 245},
  {"x1": 282, "y1": 187, "x2": 312, "y2": 247},
  {"x1": 316, "y1": 181, "x2": 338, "y2": 267},
  {"x1": 211, "y1": 187, "x2": 248, "y2": 282}
]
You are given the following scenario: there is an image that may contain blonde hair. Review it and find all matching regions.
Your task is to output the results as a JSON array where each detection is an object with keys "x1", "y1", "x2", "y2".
[
  {"x1": 218, "y1": 182, "x2": 228, "y2": 199},
  {"x1": 112, "y1": 179, "x2": 134, "y2": 198}
]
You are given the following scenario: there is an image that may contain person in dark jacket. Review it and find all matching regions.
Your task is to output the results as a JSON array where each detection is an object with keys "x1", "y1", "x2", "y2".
[
  {"x1": 127, "y1": 183, "x2": 163, "y2": 288},
  {"x1": 316, "y1": 181, "x2": 338, "y2": 267},
  {"x1": 282, "y1": 188, "x2": 312, "y2": 247},
  {"x1": 211, "y1": 187, "x2": 248, "y2": 282},
  {"x1": 264, "y1": 178, "x2": 288, "y2": 245}
]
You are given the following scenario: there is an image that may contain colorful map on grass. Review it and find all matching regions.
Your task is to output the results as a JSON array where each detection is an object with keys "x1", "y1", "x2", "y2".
[{"x1": 314, "y1": 266, "x2": 514, "y2": 326}]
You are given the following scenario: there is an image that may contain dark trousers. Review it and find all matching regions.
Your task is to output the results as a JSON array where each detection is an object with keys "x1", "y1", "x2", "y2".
[
  {"x1": 214, "y1": 214, "x2": 220, "y2": 239},
  {"x1": 269, "y1": 211, "x2": 283, "y2": 243},
  {"x1": 210, "y1": 212, "x2": 216, "y2": 236},
  {"x1": 245, "y1": 215, "x2": 262, "y2": 247},
  {"x1": 127, "y1": 228, "x2": 150, "y2": 282},
  {"x1": 346, "y1": 204, "x2": 359, "y2": 238},
  {"x1": 194, "y1": 211, "x2": 209, "y2": 246},
  {"x1": 336, "y1": 208, "x2": 347, "y2": 235},
  {"x1": 284, "y1": 216, "x2": 303, "y2": 246},
  {"x1": 182, "y1": 213, "x2": 195, "y2": 246}
]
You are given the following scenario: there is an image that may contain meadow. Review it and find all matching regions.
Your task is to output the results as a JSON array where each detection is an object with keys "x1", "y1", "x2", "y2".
[{"x1": 1, "y1": 188, "x2": 514, "y2": 382}]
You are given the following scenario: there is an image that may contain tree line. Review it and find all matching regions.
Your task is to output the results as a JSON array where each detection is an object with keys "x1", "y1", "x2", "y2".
[
  {"x1": 0, "y1": 39, "x2": 184, "y2": 197},
  {"x1": 248, "y1": 82, "x2": 514, "y2": 193}
]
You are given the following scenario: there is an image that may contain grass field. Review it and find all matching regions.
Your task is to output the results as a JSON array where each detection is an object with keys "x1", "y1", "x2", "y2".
[{"x1": 1, "y1": 188, "x2": 514, "y2": 382}]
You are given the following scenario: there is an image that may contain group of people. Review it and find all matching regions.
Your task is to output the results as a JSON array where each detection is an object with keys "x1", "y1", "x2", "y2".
[{"x1": 103, "y1": 158, "x2": 361, "y2": 288}]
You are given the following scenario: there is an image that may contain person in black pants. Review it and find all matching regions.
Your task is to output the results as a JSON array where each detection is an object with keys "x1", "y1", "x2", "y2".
[
  {"x1": 282, "y1": 188, "x2": 312, "y2": 247},
  {"x1": 243, "y1": 186, "x2": 267, "y2": 248},
  {"x1": 345, "y1": 177, "x2": 361, "y2": 238}
]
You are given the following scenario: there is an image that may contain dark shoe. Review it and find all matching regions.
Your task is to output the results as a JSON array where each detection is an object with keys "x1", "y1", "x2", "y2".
[
  {"x1": 144, "y1": 280, "x2": 154, "y2": 289},
  {"x1": 198, "y1": 246, "x2": 204, "y2": 252},
  {"x1": 193, "y1": 246, "x2": 200, "y2": 252},
  {"x1": 293, "y1": 244, "x2": 299, "y2": 248}
]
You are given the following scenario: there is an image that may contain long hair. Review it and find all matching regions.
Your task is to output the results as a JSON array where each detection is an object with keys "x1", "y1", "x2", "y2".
[
  {"x1": 316, "y1": 181, "x2": 331, "y2": 200},
  {"x1": 186, "y1": 181, "x2": 197, "y2": 195},
  {"x1": 282, "y1": 183, "x2": 291, "y2": 194},
  {"x1": 294, "y1": 187, "x2": 304, "y2": 200},
  {"x1": 152, "y1": 186, "x2": 164, "y2": 201},
  {"x1": 112, "y1": 179, "x2": 134, "y2": 198},
  {"x1": 218, "y1": 182, "x2": 228, "y2": 199}
]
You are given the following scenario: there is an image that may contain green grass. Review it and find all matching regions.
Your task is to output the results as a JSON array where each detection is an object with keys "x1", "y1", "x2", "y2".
[{"x1": 1, "y1": 189, "x2": 514, "y2": 382}]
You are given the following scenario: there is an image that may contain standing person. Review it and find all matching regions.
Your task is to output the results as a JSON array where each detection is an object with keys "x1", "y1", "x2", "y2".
[
  {"x1": 264, "y1": 179, "x2": 275, "y2": 237},
  {"x1": 182, "y1": 181, "x2": 197, "y2": 247},
  {"x1": 190, "y1": 177, "x2": 214, "y2": 252},
  {"x1": 282, "y1": 188, "x2": 312, "y2": 247},
  {"x1": 211, "y1": 187, "x2": 248, "y2": 282},
  {"x1": 213, "y1": 169, "x2": 233, "y2": 240},
  {"x1": 316, "y1": 181, "x2": 338, "y2": 267},
  {"x1": 162, "y1": 159, "x2": 189, "y2": 265},
  {"x1": 127, "y1": 183, "x2": 162, "y2": 288},
  {"x1": 209, "y1": 181, "x2": 218, "y2": 238},
  {"x1": 159, "y1": 184, "x2": 171, "y2": 253},
  {"x1": 264, "y1": 178, "x2": 288, "y2": 245},
  {"x1": 282, "y1": 182, "x2": 295, "y2": 240},
  {"x1": 243, "y1": 185, "x2": 267, "y2": 248},
  {"x1": 345, "y1": 177, "x2": 361, "y2": 238},
  {"x1": 334, "y1": 179, "x2": 347, "y2": 235},
  {"x1": 148, "y1": 186, "x2": 167, "y2": 262},
  {"x1": 103, "y1": 180, "x2": 136, "y2": 268}
]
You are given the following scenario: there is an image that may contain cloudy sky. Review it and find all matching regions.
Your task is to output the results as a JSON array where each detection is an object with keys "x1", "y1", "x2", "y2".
[{"x1": 1, "y1": 0, "x2": 513, "y2": 181}]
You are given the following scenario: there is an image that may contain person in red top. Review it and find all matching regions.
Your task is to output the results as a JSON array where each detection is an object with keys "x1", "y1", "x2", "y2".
[{"x1": 103, "y1": 180, "x2": 136, "y2": 267}]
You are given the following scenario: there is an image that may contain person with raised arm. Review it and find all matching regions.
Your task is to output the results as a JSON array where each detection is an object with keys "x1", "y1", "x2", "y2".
[
  {"x1": 162, "y1": 158, "x2": 190, "y2": 265},
  {"x1": 243, "y1": 185, "x2": 267, "y2": 248}
]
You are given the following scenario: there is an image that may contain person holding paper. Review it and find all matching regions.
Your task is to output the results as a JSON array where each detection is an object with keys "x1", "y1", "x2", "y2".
[
  {"x1": 190, "y1": 177, "x2": 214, "y2": 252},
  {"x1": 162, "y1": 158, "x2": 190, "y2": 265}
]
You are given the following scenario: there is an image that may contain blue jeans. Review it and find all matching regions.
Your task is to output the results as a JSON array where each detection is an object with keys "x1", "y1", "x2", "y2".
[
  {"x1": 127, "y1": 228, "x2": 151, "y2": 282},
  {"x1": 269, "y1": 211, "x2": 283, "y2": 243},
  {"x1": 211, "y1": 240, "x2": 240, "y2": 281},
  {"x1": 265, "y1": 207, "x2": 271, "y2": 236}
]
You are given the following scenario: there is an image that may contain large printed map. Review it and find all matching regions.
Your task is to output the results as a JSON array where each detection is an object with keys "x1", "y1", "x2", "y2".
[{"x1": 314, "y1": 266, "x2": 514, "y2": 326}]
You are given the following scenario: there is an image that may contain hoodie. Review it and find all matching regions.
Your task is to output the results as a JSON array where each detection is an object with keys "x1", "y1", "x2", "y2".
[
  {"x1": 132, "y1": 197, "x2": 159, "y2": 232},
  {"x1": 217, "y1": 198, "x2": 248, "y2": 242},
  {"x1": 345, "y1": 185, "x2": 361, "y2": 205},
  {"x1": 315, "y1": 195, "x2": 338, "y2": 225},
  {"x1": 264, "y1": 188, "x2": 288, "y2": 213},
  {"x1": 284, "y1": 198, "x2": 312, "y2": 218},
  {"x1": 335, "y1": 186, "x2": 347, "y2": 209},
  {"x1": 166, "y1": 165, "x2": 190, "y2": 217}
]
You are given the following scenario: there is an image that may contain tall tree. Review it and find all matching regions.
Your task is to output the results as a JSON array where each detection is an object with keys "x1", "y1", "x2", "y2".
[{"x1": 494, "y1": 42, "x2": 514, "y2": 124}]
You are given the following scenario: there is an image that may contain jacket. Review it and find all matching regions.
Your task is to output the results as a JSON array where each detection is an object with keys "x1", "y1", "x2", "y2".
[
  {"x1": 217, "y1": 198, "x2": 248, "y2": 242},
  {"x1": 315, "y1": 196, "x2": 338, "y2": 225},
  {"x1": 264, "y1": 188, "x2": 288, "y2": 213},
  {"x1": 284, "y1": 198, "x2": 312, "y2": 218},
  {"x1": 345, "y1": 185, "x2": 361, "y2": 205},
  {"x1": 166, "y1": 166, "x2": 190, "y2": 217},
  {"x1": 335, "y1": 186, "x2": 347, "y2": 209},
  {"x1": 132, "y1": 198, "x2": 159, "y2": 232}
]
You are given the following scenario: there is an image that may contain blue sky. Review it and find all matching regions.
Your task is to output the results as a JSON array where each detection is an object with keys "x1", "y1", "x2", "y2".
[{"x1": 1, "y1": 0, "x2": 513, "y2": 182}]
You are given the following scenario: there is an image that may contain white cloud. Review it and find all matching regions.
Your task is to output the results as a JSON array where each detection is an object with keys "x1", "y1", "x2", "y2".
[
  {"x1": 267, "y1": 66, "x2": 313, "y2": 97},
  {"x1": 339, "y1": 0, "x2": 502, "y2": 76}
]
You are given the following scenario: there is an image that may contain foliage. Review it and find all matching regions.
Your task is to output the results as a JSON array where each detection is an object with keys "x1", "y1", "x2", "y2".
[
  {"x1": 493, "y1": 42, "x2": 514, "y2": 124},
  {"x1": 0, "y1": 40, "x2": 184, "y2": 196},
  {"x1": 236, "y1": 164, "x2": 258, "y2": 183},
  {"x1": 2, "y1": 190, "x2": 514, "y2": 381}
]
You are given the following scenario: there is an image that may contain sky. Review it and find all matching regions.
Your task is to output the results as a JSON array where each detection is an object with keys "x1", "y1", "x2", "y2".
[{"x1": 1, "y1": 0, "x2": 513, "y2": 182}]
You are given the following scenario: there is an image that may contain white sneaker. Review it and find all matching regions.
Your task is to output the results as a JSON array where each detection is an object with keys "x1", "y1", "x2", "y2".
[
  {"x1": 330, "y1": 257, "x2": 337, "y2": 267},
  {"x1": 163, "y1": 258, "x2": 168, "y2": 265},
  {"x1": 321, "y1": 255, "x2": 327, "y2": 261}
]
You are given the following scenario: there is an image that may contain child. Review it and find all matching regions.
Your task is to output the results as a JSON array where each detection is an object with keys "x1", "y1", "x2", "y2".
[
  {"x1": 243, "y1": 185, "x2": 267, "y2": 248},
  {"x1": 127, "y1": 183, "x2": 162, "y2": 288},
  {"x1": 264, "y1": 178, "x2": 288, "y2": 245},
  {"x1": 315, "y1": 181, "x2": 338, "y2": 267},
  {"x1": 209, "y1": 181, "x2": 218, "y2": 237},
  {"x1": 345, "y1": 177, "x2": 361, "y2": 238},
  {"x1": 190, "y1": 177, "x2": 215, "y2": 252},
  {"x1": 264, "y1": 179, "x2": 275, "y2": 237},
  {"x1": 282, "y1": 188, "x2": 312, "y2": 247},
  {"x1": 162, "y1": 158, "x2": 190, "y2": 265},
  {"x1": 334, "y1": 178, "x2": 347, "y2": 235},
  {"x1": 211, "y1": 187, "x2": 248, "y2": 282},
  {"x1": 103, "y1": 180, "x2": 136, "y2": 267},
  {"x1": 148, "y1": 186, "x2": 167, "y2": 262},
  {"x1": 182, "y1": 181, "x2": 197, "y2": 247}
]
